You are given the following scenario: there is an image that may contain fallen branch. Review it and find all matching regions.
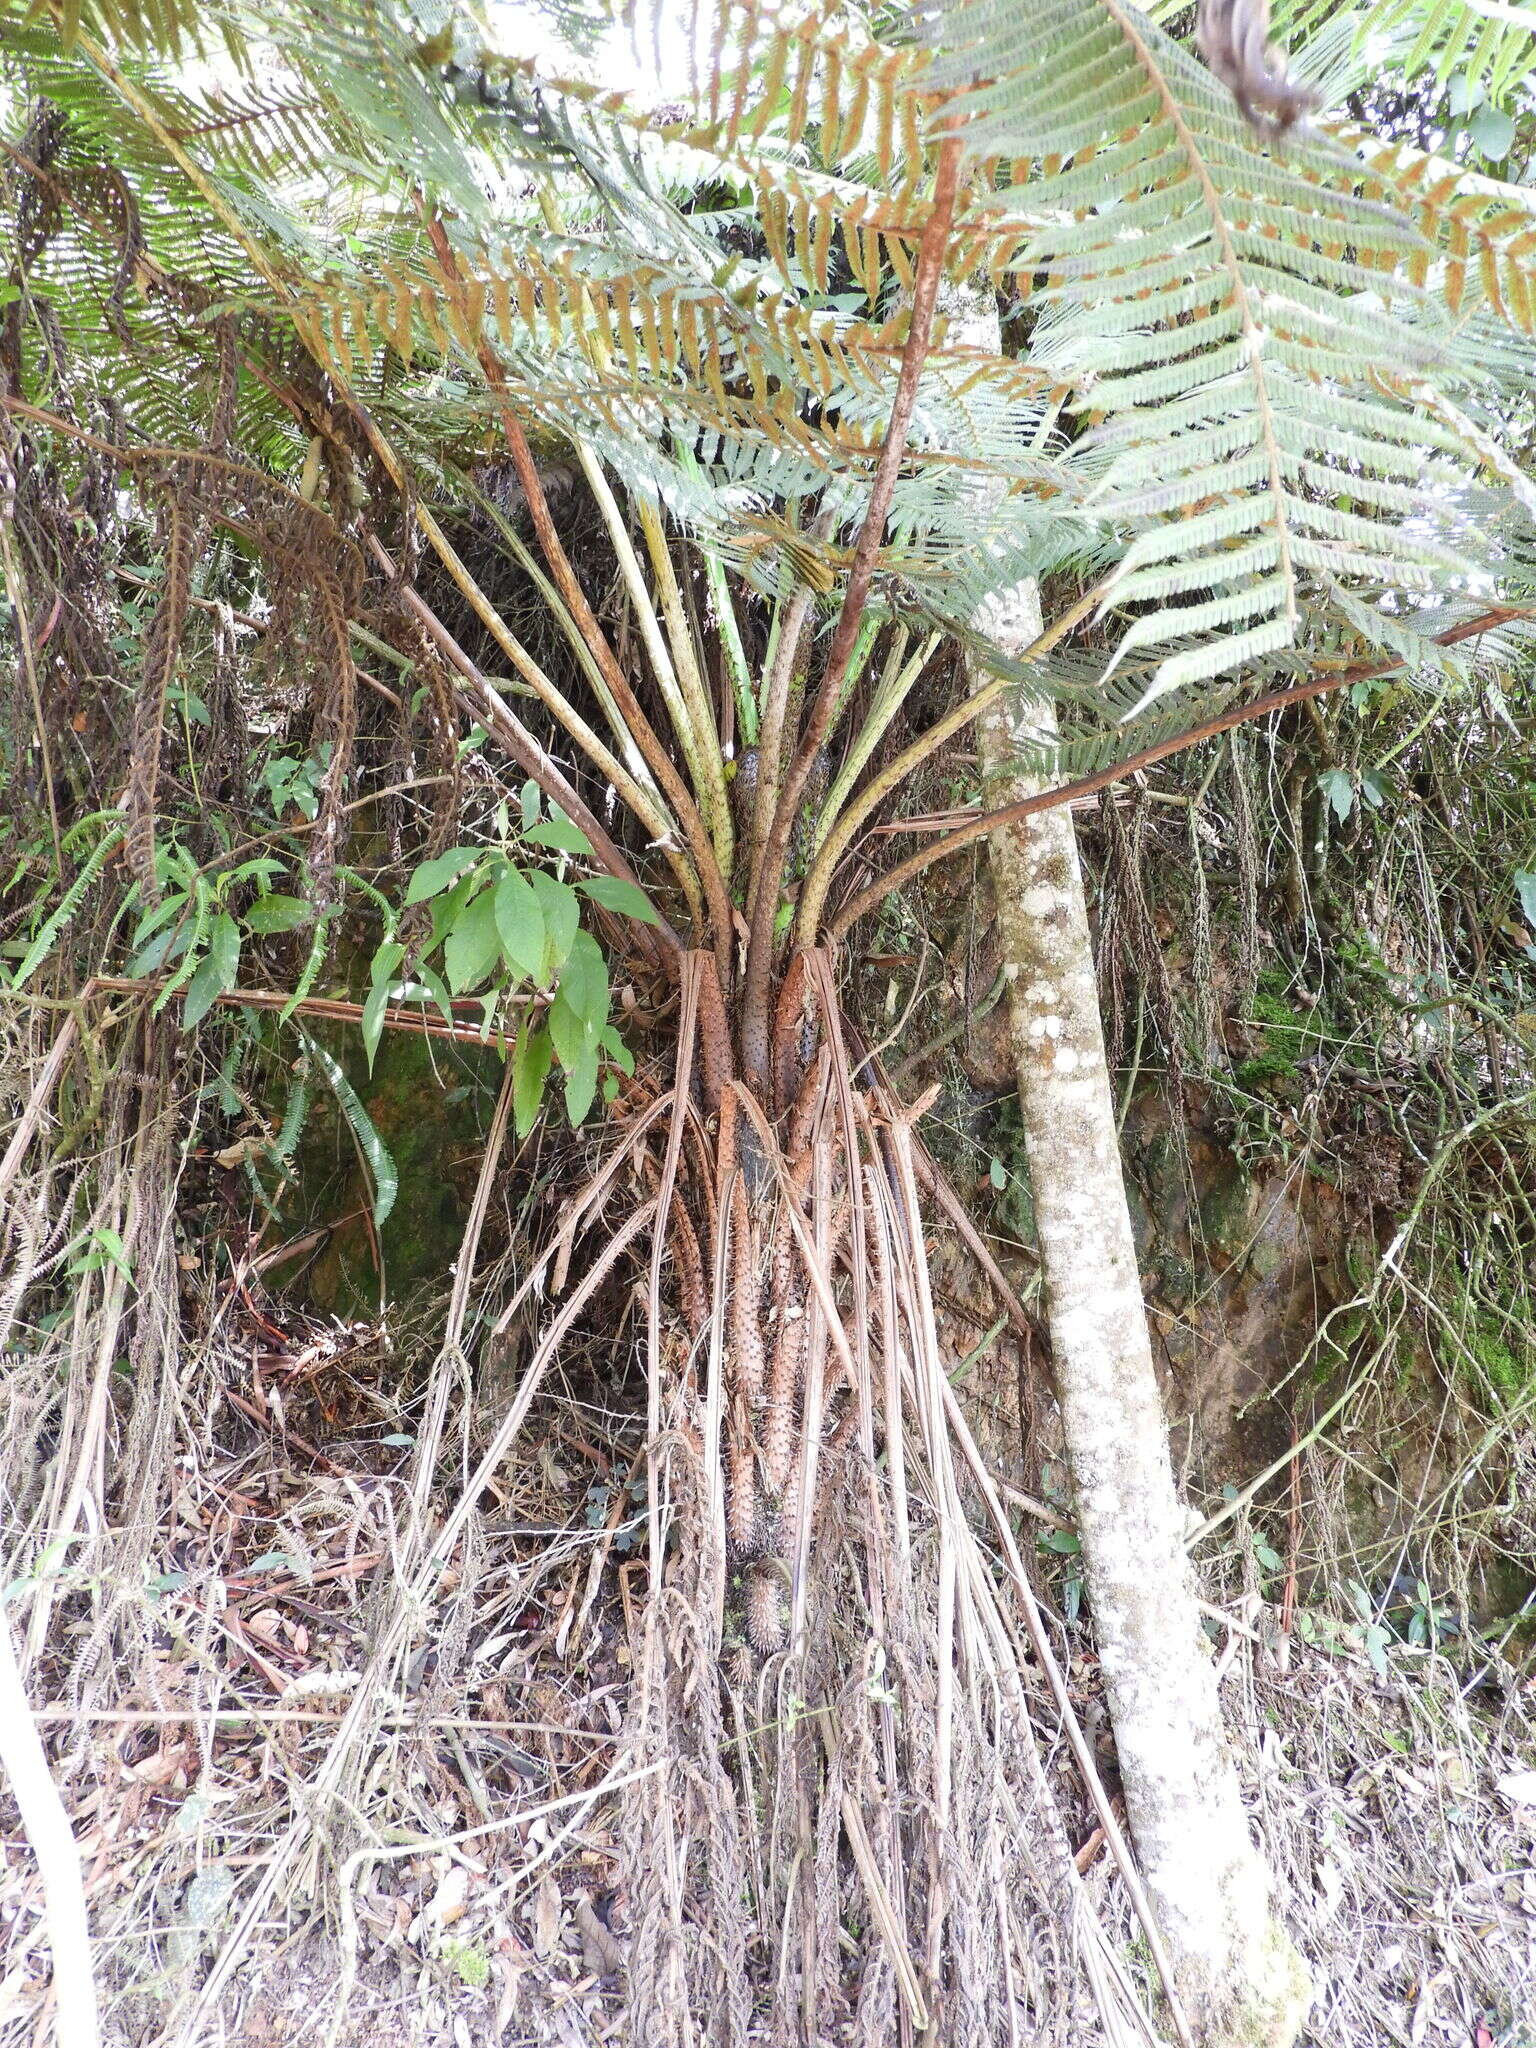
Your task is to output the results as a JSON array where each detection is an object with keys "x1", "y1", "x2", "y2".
[{"x1": 83, "y1": 975, "x2": 528, "y2": 1045}]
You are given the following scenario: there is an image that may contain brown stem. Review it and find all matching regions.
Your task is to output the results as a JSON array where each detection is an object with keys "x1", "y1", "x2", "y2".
[
  {"x1": 795, "y1": 580, "x2": 1107, "y2": 944},
  {"x1": 485, "y1": 378, "x2": 734, "y2": 971},
  {"x1": 771, "y1": 948, "x2": 810, "y2": 1117},
  {"x1": 747, "y1": 507, "x2": 836, "y2": 910},
  {"x1": 828, "y1": 604, "x2": 1526, "y2": 940},
  {"x1": 363, "y1": 536, "x2": 679, "y2": 968},
  {"x1": 738, "y1": 138, "x2": 965, "y2": 1090}
]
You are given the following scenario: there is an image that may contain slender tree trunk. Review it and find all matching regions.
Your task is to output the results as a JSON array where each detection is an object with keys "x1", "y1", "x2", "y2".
[{"x1": 973, "y1": 580, "x2": 1309, "y2": 2046}]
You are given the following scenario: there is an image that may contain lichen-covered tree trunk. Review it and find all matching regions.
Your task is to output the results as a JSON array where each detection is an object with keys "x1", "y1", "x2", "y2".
[{"x1": 973, "y1": 583, "x2": 1309, "y2": 2047}]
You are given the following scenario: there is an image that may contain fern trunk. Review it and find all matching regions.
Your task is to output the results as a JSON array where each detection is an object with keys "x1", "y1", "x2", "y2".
[{"x1": 974, "y1": 583, "x2": 1311, "y2": 2048}]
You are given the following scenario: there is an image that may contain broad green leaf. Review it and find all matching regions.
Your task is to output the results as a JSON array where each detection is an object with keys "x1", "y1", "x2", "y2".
[
  {"x1": 493, "y1": 867, "x2": 546, "y2": 979},
  {"x1": 183, "y1": 913, "x2": 241, "y2": 1029},
  {"x1": 512, "y1": 1022, "x2": 553, "y2": 1138},
  {"x1": 442, "y1": 888, "x2": 502, "y2": 995},
  {"x1": 577, "y1": 874, "x2": 660, "y2": 925},
  {"x1": 67, "y1": 1226, "x2": 134, "y2": 1283},
  {"x1": 1515, "y1": 870, "x2": 1536, "y2": 931},
  {"x1": 1318, "y1": 769, "x2": 1354, "y2": 824},
  {"x1": 519, "y1": 780, "x2": 541, "y2": 831},
  {"x1": 182, "y1": 953, "x2": 226, "y2": 1029},
  {"x1": 130, "y1": 913, "x2": 189, "y2": 977},
  {"x1": 563, "y1": 1043, "x2": 600, "y2": 1127},
  {"x1": 245, "y1": 892, "x2": 311, "y2": 934},
  {"x1": 524, "y1": 813, "x2": 592, "y2": 855},
  {"x1": 411, "y1": 961, "x2": 457, "y2": 1027},
  {"x1": 226, "y1": 857, "x2": 285, "y2": 888},
  {"x1": 154, "y1": 886, "x2": 214, "y2": 1011},
  {"x1": 1468, "y1": 104, "x2": 1515, "y2": 159},
  {"x1": 555, "y1": 929, "x2": 609, "y2": 1037},
  {"x1": 404, "y1": 846, "x2": 481, "y2": 906},
  {"x1": 428, "y1": 869, "x2": 480, "y2": 949},
  {"x1": 246, "y1": 1550, "x2": 299, "y2": 1574},
  {"x1": 549, "y1": 989, "x2": 588, "y2": 1073},
  {"x1": 1363, "y1": 1623, "x2": 1392, "y2": 1681},
  {"x1": 528, "y1": 872, "x2": 580, "y2": 977},
  {"x1": 369, "y1": 938, "x2": 406, "y2": 990},
  {"x1": 132, "y1": 890, "x2": 188, "y2": 950}
]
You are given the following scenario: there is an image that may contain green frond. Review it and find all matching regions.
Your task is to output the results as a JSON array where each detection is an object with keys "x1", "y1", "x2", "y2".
[
  {"x1": 926, "y1": 0, "x2": 1519, "y2": 705},
  {"x1": 1277, "y1": 0, "x2": 1536, "y2": 101}
]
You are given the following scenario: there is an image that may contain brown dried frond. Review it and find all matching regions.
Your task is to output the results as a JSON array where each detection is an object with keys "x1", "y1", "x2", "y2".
[
  {"x1": 1100, "y1": 787, "x2": 1183, "y2": 1098},
  {"x1": 785, "y1": 1052, "x2": 824, "y2": 1161},
  {"x1": 201, "y1": 596, "x2": 252, "y2": 806},
  {"x1": 378, "y1": 596, "x2": 460, "y2": 855},
  {"x1": 101, "y1": 164, "x2": 144, "y2": 343},
  {"x1": 769, "y1": 1146, "x2": 813, "y2": 1308},
  {"x1": 419, "y1": 644, "x2": 461, "y2": 853},
  {"x1": 1196, "y1": 0, "x2": 1317, "y2": 132},
  {"x1": 10, "y1": 100, "x2": 65, "y2": 274},
  {"x1": 729, "y1": 1178, "x2": 764, "y2": 1403},
  {"x1": 670, "y1": 1198, "x2": 709, "y2": 1338},
  {"x1": 1230, "y1": 730, "x2": 1260, "y2": 1015},
  {"x1": 717, "y1": 1083, "x2": 739, "y2": 1191},
  {"x1": 207, "y1": 313, "x2": 238, "y2": 457}
]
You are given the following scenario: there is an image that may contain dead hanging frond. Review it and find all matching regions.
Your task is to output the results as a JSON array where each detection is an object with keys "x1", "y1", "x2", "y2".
[
  {"x1": 206, "y1": 311, "x2": 238, "y2": 457},
  {"x1": 2, "y1": 103, "x2": 66, "y2": 376},
  {"x1": 377, "y1": 593, "x2": 461, "y2": 858},
  {"x1": 199, "y1": 584, "x2": 251, "y2": 806},
  {"x1": 1100, "y1": 786, "x2": 1183, "y2": 1098},
  {"x1": 123, "y1": 479, "x2": 195, "y2": 900},
  {"x1": 79, "y1": 159, "x2": 146, "y2": 345},
  {"x1": 306, "y1": 558, "x2": 359, "y2": 905}
]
